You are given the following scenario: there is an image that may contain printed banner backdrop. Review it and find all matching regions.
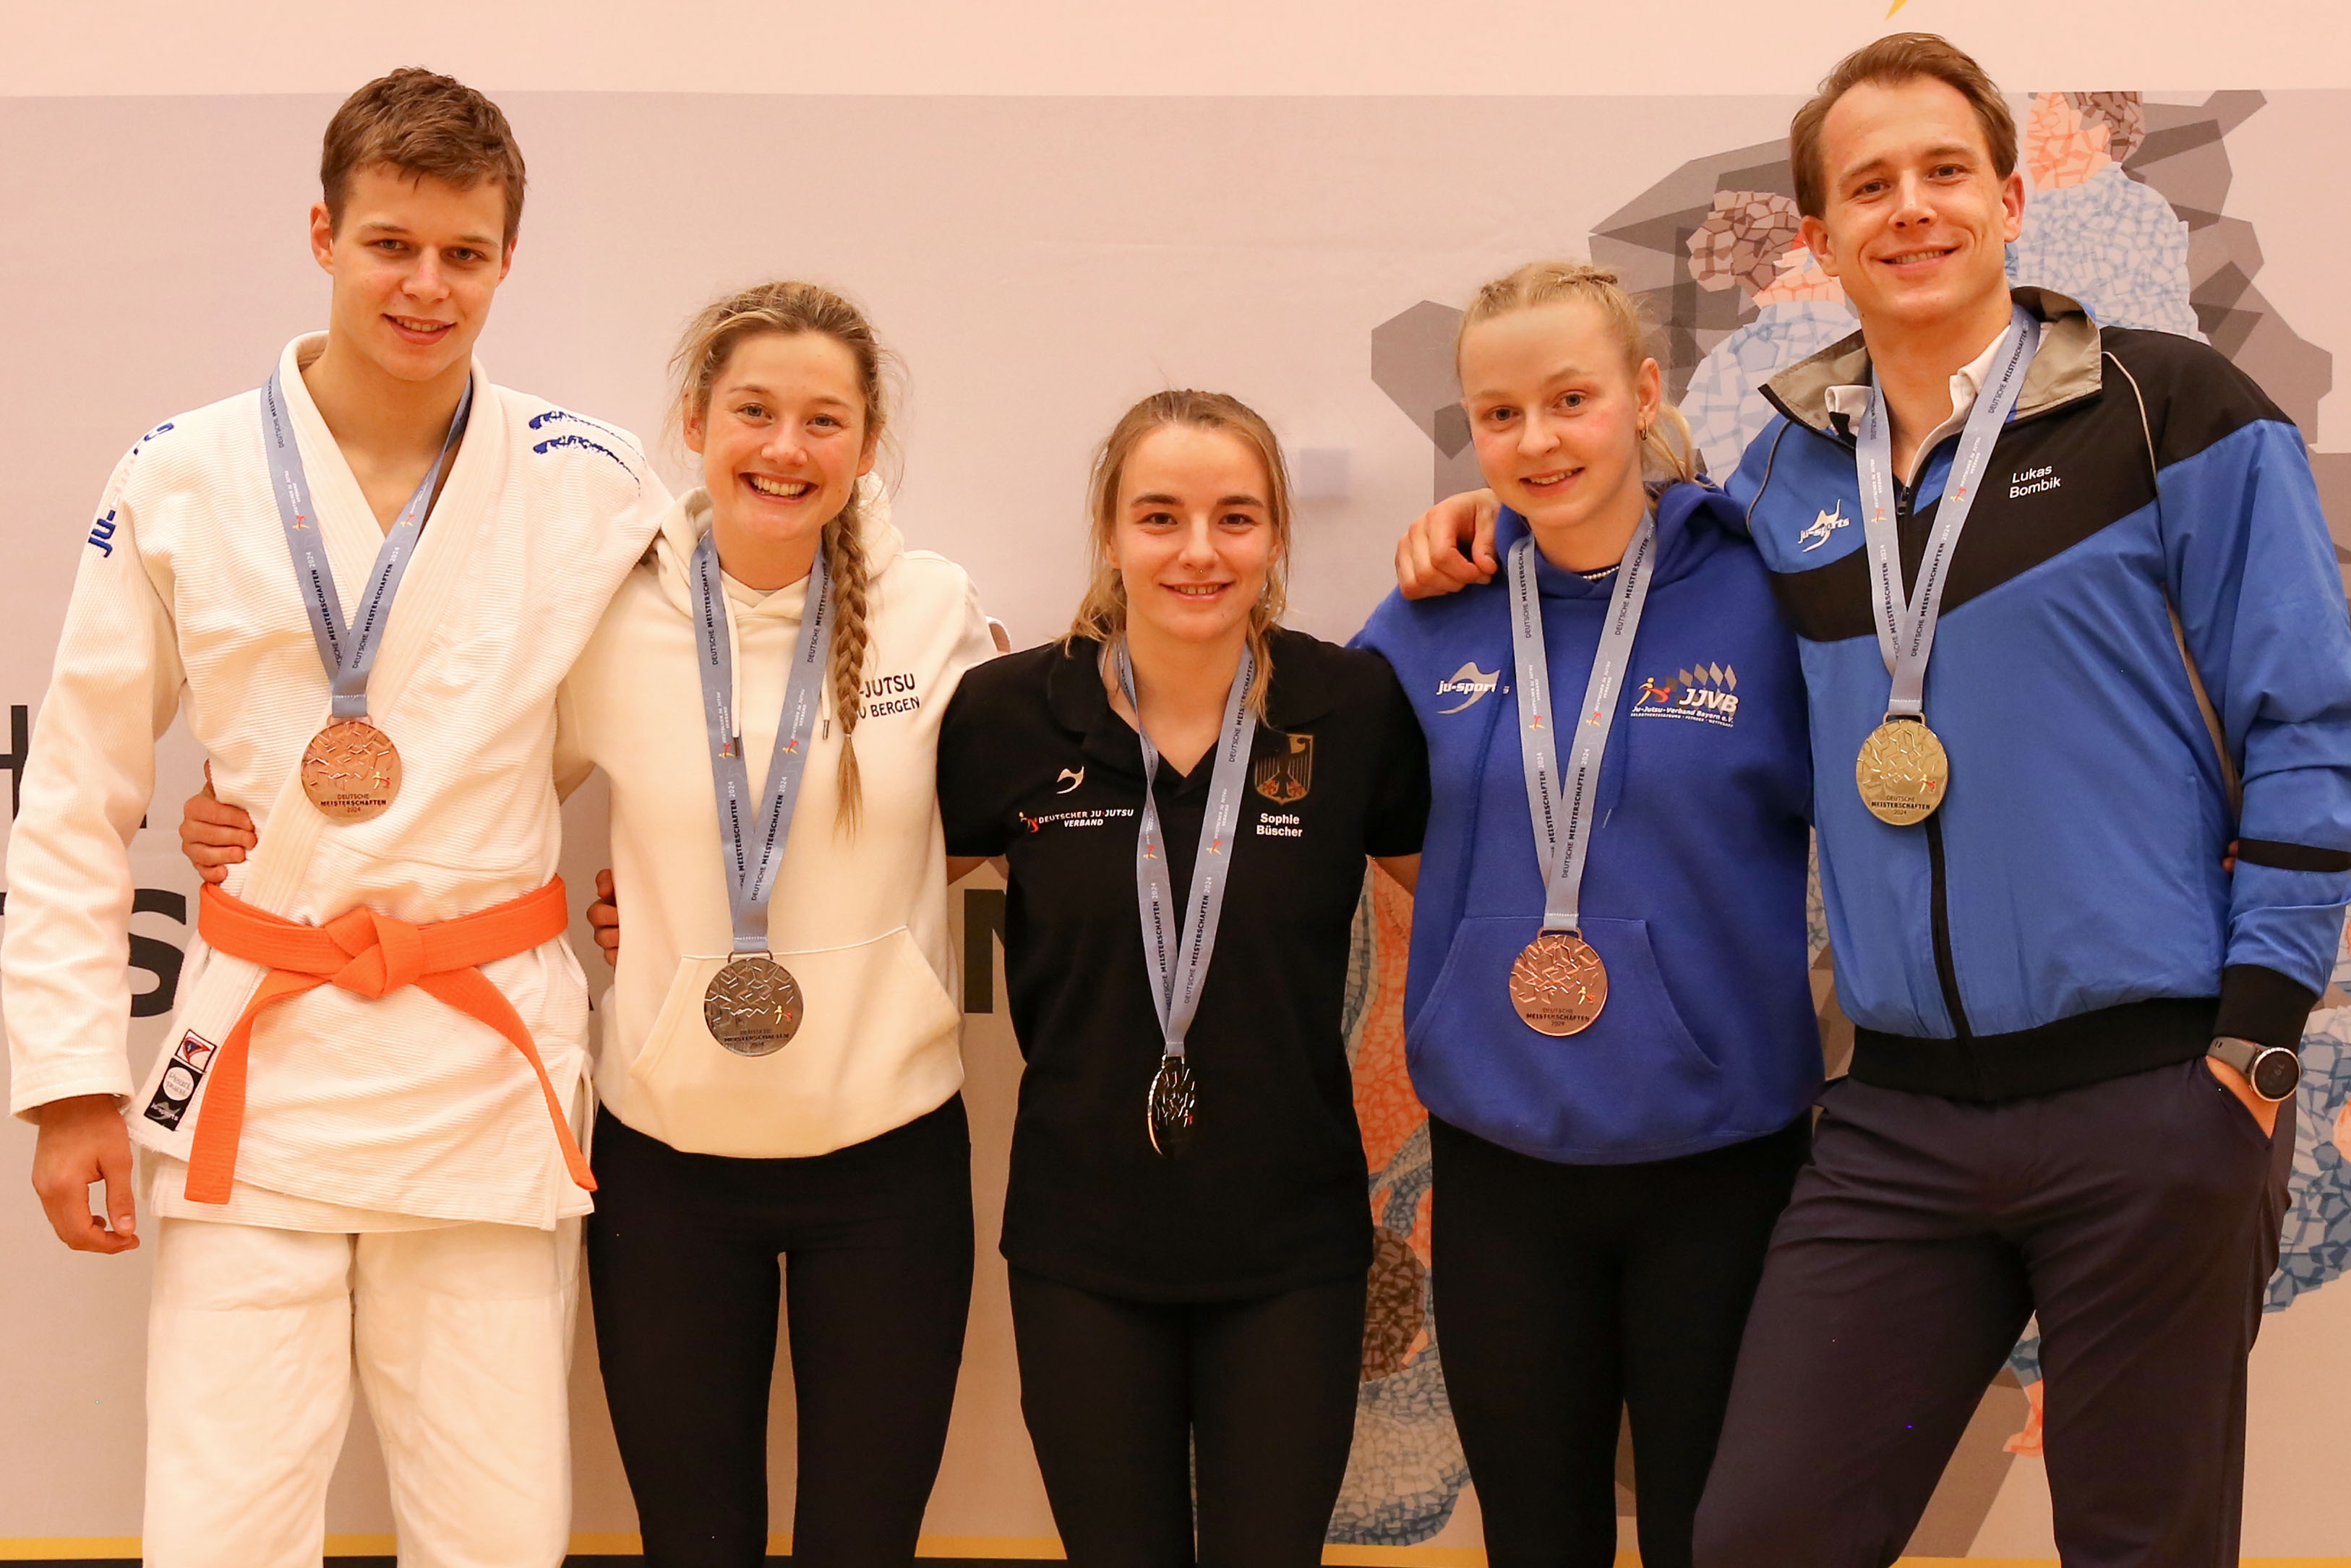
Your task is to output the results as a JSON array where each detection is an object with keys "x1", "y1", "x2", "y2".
[{"x1": 3, "y1": 29, "x2": 2350, "y2": 1563}]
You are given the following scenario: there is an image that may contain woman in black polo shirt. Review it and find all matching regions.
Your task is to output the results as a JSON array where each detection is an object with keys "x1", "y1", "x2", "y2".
[{"x1": 938, "y1": 389, "x2": 1428, "y2": 1567}]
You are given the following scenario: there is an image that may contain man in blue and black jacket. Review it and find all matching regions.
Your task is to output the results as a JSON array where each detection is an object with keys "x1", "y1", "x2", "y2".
[{"x1": 1397, "y1": 33, "x2": 2351, "y2": 1566}]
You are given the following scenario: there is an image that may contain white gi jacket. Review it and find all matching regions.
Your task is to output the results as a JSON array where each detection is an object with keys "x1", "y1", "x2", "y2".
[
  {"x1": 1, "y1": 335, "x2": 670, "y2": 1229},
  {"x1": 557, "y1": 488, "x2": 995, "y2": 1158}
]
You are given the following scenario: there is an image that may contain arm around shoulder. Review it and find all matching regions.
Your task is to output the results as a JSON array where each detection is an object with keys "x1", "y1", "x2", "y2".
[{"x1": 1396, "y1": 489, "x2": 1501, "y2": 599}]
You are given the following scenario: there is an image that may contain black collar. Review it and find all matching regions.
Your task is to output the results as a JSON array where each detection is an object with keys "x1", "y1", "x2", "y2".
[{"x1": 1046, "y1": 630, "x2": 1337, "y2": 755}]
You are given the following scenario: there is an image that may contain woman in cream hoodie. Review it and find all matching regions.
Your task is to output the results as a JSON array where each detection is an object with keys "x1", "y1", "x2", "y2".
[{"x1": 181, "y1": 280, "x2": 997, "y2": 1568}]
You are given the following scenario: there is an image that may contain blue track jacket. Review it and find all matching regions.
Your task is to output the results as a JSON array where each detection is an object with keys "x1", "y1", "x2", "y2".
[
  {"x1": 1734, "y1": 287, "x2": 2351, "y2": 1100},
  {"x1": 1356, "y1": 481, "x2": 1821, "y2": 1163}
]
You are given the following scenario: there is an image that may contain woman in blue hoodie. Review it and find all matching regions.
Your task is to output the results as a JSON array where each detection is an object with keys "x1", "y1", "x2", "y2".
[{"x1": 1355, "y1": 261, "x2": 1820, "y2": 1568}]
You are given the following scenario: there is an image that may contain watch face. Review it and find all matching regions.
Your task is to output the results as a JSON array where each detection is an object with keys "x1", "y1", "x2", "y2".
[{"x1": 2252, "y1": 1048, "x2": 2303, "y2": 1102}]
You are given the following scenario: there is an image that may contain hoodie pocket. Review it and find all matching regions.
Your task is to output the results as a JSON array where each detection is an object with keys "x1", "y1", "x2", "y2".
[
  {"x1": 1405, "y1": 914, "x2": 1729, "y2": 1160},
  {"x1": 628, "y1": 927, "x2": 963, "y2": 1158}
]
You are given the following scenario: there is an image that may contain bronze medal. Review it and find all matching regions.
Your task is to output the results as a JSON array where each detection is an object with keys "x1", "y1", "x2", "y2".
[
  {"x1": 1855, "y1": 716, "x2": 1950, "y2": 826},
  {"x1": 702, "y1": 955, "x2": 803, "y2": 1057},
  {"x1": 265, "y1": 364, "x2": 467, "y2": 832},
  {"x1": 1509, "y1": 930, "x2": 1609, "y2": 1037},
  {"x1": 301, "y1": 718, "x2": 402, "y2": 823}
]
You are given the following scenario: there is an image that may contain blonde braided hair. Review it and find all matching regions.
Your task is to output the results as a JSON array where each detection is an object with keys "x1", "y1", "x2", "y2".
[
  {"x1": 672, "y1": 280, "x2": 893, "y2": 832},
  {"x1": 1455, "y1": 260, "x2": 1699, "y2": 485},
  {"x1": 819, "y1": 503, "x2": 873, "y2": 831}
]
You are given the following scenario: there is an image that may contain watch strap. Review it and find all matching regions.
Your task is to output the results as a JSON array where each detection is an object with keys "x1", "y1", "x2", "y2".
[{"x1": 2209, "y1": 1035, "x2": 2300, "y2": 1102}]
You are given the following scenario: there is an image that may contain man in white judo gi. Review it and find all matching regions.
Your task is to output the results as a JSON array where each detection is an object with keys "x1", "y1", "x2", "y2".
[{"x1": 4, "y1": 69, "x2": 667, "y2": 1567}]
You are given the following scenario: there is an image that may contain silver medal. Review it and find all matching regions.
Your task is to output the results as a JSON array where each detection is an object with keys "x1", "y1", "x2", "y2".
[
  {"x1": 702, "y1": 955, "x2": 804, "y2": 1057},
  {"x1": 1119, "y1": 643, "x2": 1258, "y2": 1160},
  {"x1": 1146, "y1": 1055, "x2": 1198, "y2": 1158},
  {"x1": 688, "y1": 529, "x2": 836, "y2": 1050}
]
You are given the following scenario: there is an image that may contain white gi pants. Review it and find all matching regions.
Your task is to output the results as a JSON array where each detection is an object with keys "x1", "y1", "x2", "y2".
[{"x1": 143, "y1": 1216, "x2": 577, "y2": 1568}]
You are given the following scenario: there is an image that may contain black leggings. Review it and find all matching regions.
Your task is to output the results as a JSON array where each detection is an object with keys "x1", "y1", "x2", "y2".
[
  {"x1": 1007, "y1": 1266, "x2": 1366, "y2": 1568},
  {"x1": 585, "y1": 1099, "x2": 975, "y2": 1568},
  {"x1": 1428, "y1": 1113, "x2": 1810, "y2": 1568}
]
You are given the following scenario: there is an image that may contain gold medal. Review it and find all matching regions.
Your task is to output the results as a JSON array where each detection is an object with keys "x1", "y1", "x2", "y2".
[
  {"x1": 702, "y1": 955, "x2": 803, "y2": 1056},
  {"x1": 1509, "y1": 931, "x2": 1609, "y2": 1037},
  {"x1": 1855, "y1": 716, "x2": 1950, "y2": 826},
  {"x1": 301, "y1": 718, "x2": 402, "y2": 823}
]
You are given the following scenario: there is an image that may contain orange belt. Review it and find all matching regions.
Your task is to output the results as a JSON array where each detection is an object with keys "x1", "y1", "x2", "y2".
[{"x1": 184, "y1": 878, "x2": 595, "y2": 1204}]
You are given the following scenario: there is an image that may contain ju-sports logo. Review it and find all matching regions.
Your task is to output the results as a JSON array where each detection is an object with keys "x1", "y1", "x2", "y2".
[
  {"x1": 1799, "y1": 500, "x2": 1851, "y2": 552},
  {"x1": 86, "y1": 421, "x2": 176, "y2": 556},
  {"x1": 1632, "y1": 663, "x2": 1740, "y2": 727},
  {"x1": 529, "y1": 408, "x2": 641, "y2": 485},
  {"x1": 1436, "y1": 663, "x2": 1500, "y2": 714}
]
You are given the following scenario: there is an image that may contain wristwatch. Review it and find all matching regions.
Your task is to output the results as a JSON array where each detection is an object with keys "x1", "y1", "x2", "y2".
[{"x1": 2207, "y1": 1036, "x2": 2301, "y2": 1102}]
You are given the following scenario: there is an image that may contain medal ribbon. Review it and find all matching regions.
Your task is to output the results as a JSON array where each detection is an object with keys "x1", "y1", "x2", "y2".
[
  {"x1": 1118, "y1": 644, "x2": 1259, "y2": 1063},
  {"x1": 1507, "y1": 510, "x2": 1659, "y2": 935},
  {"x1": 1855, "y1": 304, "x2": 2040, "y2": 718},
  {"x1": 689, "y1": 530, "x2": 836, "y2": 956},
  {"x1": 262, "y1": 366, "x2": 473, "y2": 721}
]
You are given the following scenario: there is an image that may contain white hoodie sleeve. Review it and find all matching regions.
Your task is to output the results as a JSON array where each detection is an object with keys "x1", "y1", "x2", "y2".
[
  {"x1": 945, "y1": 578, "x2": 1001, "y2": 690},
  {"x1": 2, "y1": 450, "x2": 186, "y2": 1118}
]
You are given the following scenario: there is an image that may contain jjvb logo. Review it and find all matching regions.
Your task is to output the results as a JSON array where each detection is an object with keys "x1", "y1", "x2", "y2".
[{"x1": 1632, "y1": 663, "x2": 1739, "y2": 727}]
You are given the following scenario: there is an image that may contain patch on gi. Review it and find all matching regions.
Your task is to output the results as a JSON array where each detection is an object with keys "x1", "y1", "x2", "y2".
[
  {"x1": 142, "y1": 1029, "x2": 218, "y2": 1131},
  {"x1": 1254, "y1": 732, "x2": 1313, "y2": 803}
]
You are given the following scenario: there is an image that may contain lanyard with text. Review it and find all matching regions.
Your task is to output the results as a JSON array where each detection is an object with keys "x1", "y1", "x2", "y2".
[
  {"x1": 1851, "y1": 304, "x2": 2040, "y2": 826},
  {"x1": 1118, "y1": 642, "x2": 1259, "y2": 1158},
  {"x1": 1503, "y1": 511, "x2": 1658, "y2": 1037},
  {"x1": 262, "y1": 364, "x2": 471, "y2": 824},
  {"x1": 689, "y1": 528, "x2": 835, "y2": 1058}
]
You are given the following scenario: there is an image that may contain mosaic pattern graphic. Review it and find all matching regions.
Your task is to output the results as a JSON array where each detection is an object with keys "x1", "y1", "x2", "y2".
[
  {"x1": 1680, "y1": 187, "x2": 1858, "y2": 477},
  {"x1": 1688, "y1": 190, "x2": 1806, "y2": 298},
  {"x1": 1332, "y1": 870, "x2": 1465, "y2": 1544},
  {"x1": 2274, "y1": 996, "x2": 2351, "y2": 1311},
  {"x1": 1684, "y1": 300, "x2": 1856, "y2": 481},
  {"x1": 1361, "y1": 88, "x2": 2345, "y2": 1549},
  {"x1": 2008, "y1": 93, "x2": 2201, "y2": 340},
  {"x1": 1374, "y1": 92, "x2": 2339, "y2": 492},
  {"x1": 2006, "y1": 169, "x2": 2200, "y2": 339}
]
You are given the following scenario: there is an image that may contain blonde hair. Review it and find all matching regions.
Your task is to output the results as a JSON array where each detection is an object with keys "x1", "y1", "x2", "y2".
[
  {"x1": 672, "y1": 280, "x2": 892, "y2": 831},
  {"x1": 1455, "y1": 260, "x2": 1700, "y2": 485},
  {"x1": 1066, "y1": 390, "x2": 1292, "y2": 716}
]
